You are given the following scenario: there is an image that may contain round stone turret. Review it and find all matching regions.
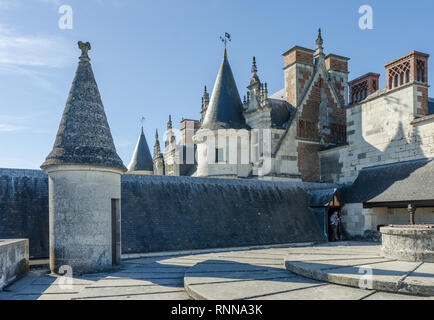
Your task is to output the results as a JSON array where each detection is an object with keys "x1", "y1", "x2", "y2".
[{"x1": 41, "y1": 42, "x2": 126, "y2": 275}]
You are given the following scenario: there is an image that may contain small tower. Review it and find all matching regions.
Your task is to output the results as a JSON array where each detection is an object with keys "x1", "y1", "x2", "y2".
[
  {"x1": 41, "y1": 42, "x2": 127, "y2": 274},
  {"x1": 200, "y1": 86, "x2": 210, "y2": 123},
  {"x1": 315, "y1": 28, "x2": 324, "y2": 60},
  {"x1": 153, "y1": 129, "x2": 165, "y2": 176},
  {"x1": 194, "y1": 48, "x2": 249, "y2": 178},
  {"x1": 127, "y1": 125, "x2": 153, "y2": 175}
]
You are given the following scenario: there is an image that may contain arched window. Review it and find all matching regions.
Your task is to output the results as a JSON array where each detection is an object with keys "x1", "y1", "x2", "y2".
[
  {"x1": 406, "y1": 70, "x2": 410, "y2": 83},
  {"x1": 389, "y1": 77, "x2": 393, "y2": 89},
  {"x1": 364, "y1": 88, "x2": 368, "y2": 99},
  {"x1": 400, "y1": 72, "x2": 404, "y2": 85},
  {"x1": 394, "y1": 76, "x2": 398, "y2": 88}
]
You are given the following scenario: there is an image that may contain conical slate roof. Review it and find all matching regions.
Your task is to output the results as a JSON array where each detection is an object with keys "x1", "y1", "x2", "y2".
[
  {"x1": 41, "y1": 42, "x2": 126, "y2": 171},
  {"x1": 128, "y1": 127, "x2": 153, "y2": 172},
  {"x1": 201, "y1": 49, "x2": 246, "y2": 130}
]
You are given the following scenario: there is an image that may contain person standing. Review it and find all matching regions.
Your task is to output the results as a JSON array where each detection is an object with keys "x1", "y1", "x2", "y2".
[{"x1": 330, "y1": 211, "x2": 340, "y2": 242}]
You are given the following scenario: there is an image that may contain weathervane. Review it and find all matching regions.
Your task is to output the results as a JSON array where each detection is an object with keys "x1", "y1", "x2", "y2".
[
  {"x1": 220, "y1": 32, "x2": 231, "y2": 48},
  {"x1": 141, "y1": 116, "x2": 146, "y2": 128}
]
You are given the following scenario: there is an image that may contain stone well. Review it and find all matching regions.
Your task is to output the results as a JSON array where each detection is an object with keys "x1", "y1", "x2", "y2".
[{"x1": 380, "y1": 225, "x2": 434, "y2": 262}]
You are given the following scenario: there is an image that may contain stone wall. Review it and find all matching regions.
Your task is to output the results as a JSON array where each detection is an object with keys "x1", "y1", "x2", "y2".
[
  {"x1": 0, "y1": 239, "x2": 29, "y2": 290},
  {"x1": 121, "y1": 175, "x2": 330, "y2": 254},
  {"x1": 0, "y1": 169, "x2": 49, "y2": 258},
  {"x1": 334, "y1": 83, "x2": 434, "y2": 184},
  {"x1": 1, "y1": 169, "x2": 331, "y2": 258}
]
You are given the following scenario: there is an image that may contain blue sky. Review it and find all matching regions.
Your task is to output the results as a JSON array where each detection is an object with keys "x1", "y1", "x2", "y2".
[{"x1": 0, "y1": 0, "x2": 433, "y2": 169}]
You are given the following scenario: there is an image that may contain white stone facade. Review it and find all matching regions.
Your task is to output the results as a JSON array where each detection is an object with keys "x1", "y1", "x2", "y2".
[{"x1": 323, "y1": 82, "x2": 434, "y2": 184}]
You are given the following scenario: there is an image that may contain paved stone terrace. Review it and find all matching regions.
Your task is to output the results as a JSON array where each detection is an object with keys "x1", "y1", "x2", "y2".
[{"x1": 0, "y1": 242, "x2": 432, "y2": 300}]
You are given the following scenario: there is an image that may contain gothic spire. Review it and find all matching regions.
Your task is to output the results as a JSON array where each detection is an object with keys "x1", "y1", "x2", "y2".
[
  {"x1": 41, "y1": 41, "x2": 126, "y2": 171},
  {"x1": 202, "y1": 85, "x2": 209, "y2": 105},
  {"x1": 249, "y1": 56, "x2": 260, "y2": 88}
]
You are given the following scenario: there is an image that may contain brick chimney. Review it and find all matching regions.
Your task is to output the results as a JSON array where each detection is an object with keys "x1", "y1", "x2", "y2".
[
  {"x1": 385, "y1": 51, "x2": 429, "y2": 116},
  {"x1": 282, "y1": 46, "x2": 315, "y2": 106},
  {"x1": 325, "y1": 53, "x2": 350, "y2": 105},
  {"x1": 180, "y1": 119, "x2": 200, "y2": 146},
  {"x1": 348, "y1": 73, "x2": 380, "y2": 105}
]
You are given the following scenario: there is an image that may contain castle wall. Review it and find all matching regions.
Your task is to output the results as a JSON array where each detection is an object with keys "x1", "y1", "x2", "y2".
[
  {"x1": 0, "y1": 169, "x2": 49, "y2": 259},
  {"x1": 1, "y1": 169, "x2": 331, "y2": 258}
]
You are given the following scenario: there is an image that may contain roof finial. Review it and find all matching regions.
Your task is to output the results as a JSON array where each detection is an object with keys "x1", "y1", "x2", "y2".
[
  {"x1": 167, "y1": 115, "x2": 172, "y2": 130},
  {"x1": 78, "y1": 41, "x2": 91, "y2": 61},
  {"x1": 154, "y1": 129, "x2": 161, "y2": 158},
  {"x1": 315, "y1": 28, "x2": 324, "y2": 56},
  {"x1": 249, "y1": 56, "x2": 261, "y2": 89},
  {"x1": 252, "y1": 56, "x2": 257, "y2": 74}
]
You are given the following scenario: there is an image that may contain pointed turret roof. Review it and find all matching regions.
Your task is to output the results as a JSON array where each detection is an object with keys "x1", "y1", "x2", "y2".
[
  {"x1": 128, "y1": 127, "x2": 153, "y2": 172},
  {"x1": 201, "y1": 49, "x2": 246, "y2": 130},
  {"x1": 41, "y1": 41, "x2": 126, "y2": 171}
]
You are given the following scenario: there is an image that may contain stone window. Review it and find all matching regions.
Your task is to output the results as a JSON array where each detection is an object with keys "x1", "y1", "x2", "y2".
[{"x1": 215, "y1": 148, "x2": 224, "y2": 163}]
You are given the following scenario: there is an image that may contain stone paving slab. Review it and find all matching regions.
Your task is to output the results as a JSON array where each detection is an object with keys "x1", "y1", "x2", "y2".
[
  {"x1": 284, "y1": 244, "x2": 434, "y2": 297},
  {"x1": 185, "y1": 274, "x2": 323, "y2": 300},
  {"x1": 249, "y1": 283, "x2": 374, "y2": 300}
]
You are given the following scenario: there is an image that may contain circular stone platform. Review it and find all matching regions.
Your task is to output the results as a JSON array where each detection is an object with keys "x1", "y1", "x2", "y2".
[
  {"x1": 184, "y1": 243, "x2": 434, "y2": 299},
  {"x1": 381, "y1": 226, "x2": 434, "y2": 263},
  {"x1": 284, "y1": 243, "x2": 434, "y2": 297}
]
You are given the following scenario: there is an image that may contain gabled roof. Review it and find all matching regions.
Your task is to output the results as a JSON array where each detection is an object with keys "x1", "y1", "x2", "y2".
[
  {"x1": 339, "y1": 158, "x2": 434, "y2": 207},
  {"x1": 41, "y1": 42, "x2": 126, "y2": 171},
  {"x1": 308, "y1": 188, "x2": 339, "y2": 208},
  {"x1": 128, "y1": 128, "x2": 153, "y2": 172},
  {"x1": 201, "y1": 49, "x2": 246, "y2": 130}
]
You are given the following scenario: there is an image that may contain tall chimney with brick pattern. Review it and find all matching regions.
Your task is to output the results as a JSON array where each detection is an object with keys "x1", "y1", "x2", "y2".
[
  {"x1": 282, "y1": 46, "x2": 315, "y2": 107},
  {"x1": 385, "y1": 51, "x2": 430, "y2": 116}
]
